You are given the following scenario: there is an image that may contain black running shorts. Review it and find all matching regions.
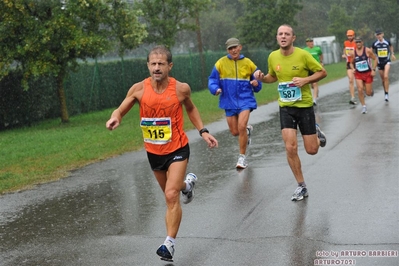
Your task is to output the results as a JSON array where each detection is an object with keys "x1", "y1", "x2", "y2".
[
  {"x1": 147, "y1": 144, "x2": 190, "y2": 171},
  {"x1": 279, "y1": 106, "x2": 316, "y2": 135}
]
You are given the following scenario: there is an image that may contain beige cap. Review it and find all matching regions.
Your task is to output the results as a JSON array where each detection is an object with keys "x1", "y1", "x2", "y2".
[{"x1": 225, "y1": 38, "x2": 240, "y2": 49}]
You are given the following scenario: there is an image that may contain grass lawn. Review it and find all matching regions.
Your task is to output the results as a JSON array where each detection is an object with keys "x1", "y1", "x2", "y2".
[{"x1": 0, "y1": 62, "x2": 346, "y2": 194}]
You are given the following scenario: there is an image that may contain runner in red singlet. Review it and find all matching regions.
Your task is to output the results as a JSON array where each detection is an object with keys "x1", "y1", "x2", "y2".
[{"x1": 350, "y1": 37, "x2": 377, "y2": 114}]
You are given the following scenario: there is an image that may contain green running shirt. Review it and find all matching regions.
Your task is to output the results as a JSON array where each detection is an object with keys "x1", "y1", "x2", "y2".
[{"x1": 268, "y1": 47, "x2": 323, "y2": 108}]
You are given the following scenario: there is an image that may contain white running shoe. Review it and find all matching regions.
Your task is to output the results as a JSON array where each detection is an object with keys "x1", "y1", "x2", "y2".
[
  {"x1": 236, "y1": 154, "x2": 248, "y2": 169},
  {"x1": 385, "y1": 94, "x2": 389, "y2": 102},
  {"x1": 246, "y1": 125, "x2": 253, "y2": 145},
  {"x1": 156, "y1": 240, "x2": 175, "y2": 261},
  {"x1": 316, "y1": 124, "x2": 326, "y2": 147},
  {"x1": 361, "y1": 106, "x2": 367, "y2": 114},
  {"x1": 181, "y1": 173, "x2": 197, "y2": 204},
  {"x1": 349, "y1": 98, "x2": 357, "y2": 105},
  {"x1": 291, "y1": 186, "x2": 309, "y2": 201}
]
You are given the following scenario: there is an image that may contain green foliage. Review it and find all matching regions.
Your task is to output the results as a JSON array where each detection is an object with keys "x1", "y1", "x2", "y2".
[
  {"x1": 0, "y1": 62, "x2": 347, "y2": 194},
  {"x1": 0, "y1": 70, "x2": 58, "y2": 130},
  {"x1": 327, "y1": 0, "x2": 399, "y2": 45},
  {"x1": 107, "y1": 1, "x2": 148, "y2": 57},
  {"x1": 327, "y1": 4, "x2": 354, "y2": 44},
  {"x1": 199, "y1": 0, "x2": 241, "y2": 51},
  {"x1": 0, "y1": 49, "x2": 270, "y2": 129},
  {"x1": 135, "y1": 0, "x2": 212, "y2": 48},
  {"x1": 294, "y1": 1, "x2": 331, "y2": 42},
  {"x1": 237, "y1": 0, "x2": 302, "y2": 49},
  {"x1": 0, "y1": 0, "x2": 147, "y2": 123},
  {"x1": 199, "y1": 0, "x2": 398, "y2": 52},
  {"x1": 354, "y1": 0, "x2": 399, "y2": 42},
  {"x1": 0, "y1": 0, "x2": 147, "y2": 85},
  {"x1": 1, "y1": 0, "x2": 398, "y2": 125}
]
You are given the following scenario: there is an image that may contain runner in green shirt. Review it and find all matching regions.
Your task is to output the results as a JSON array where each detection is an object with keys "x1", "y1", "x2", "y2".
[
  {"x1": 303, "y1": 38, "x2": 323, "y2": 105},
  {"x1": 254, "y1": 25, "x2": 327, "y2": 201}
]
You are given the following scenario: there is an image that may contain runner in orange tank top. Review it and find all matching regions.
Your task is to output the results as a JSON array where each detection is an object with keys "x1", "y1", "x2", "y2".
[
  {"x1": 140, "y1": 77, "x2": 188, "y2": 155},
  {"x1": 106, "y1": 45, "x2": 218, "y2": 262},
  {"x1": 342, "y1": 29, "x2": 358, "y2": 105}
]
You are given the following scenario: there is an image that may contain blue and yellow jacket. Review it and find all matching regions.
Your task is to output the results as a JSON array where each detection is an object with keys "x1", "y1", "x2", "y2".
[{"x1": 208, "y1": 54, "x2": 262, "y2": 110}]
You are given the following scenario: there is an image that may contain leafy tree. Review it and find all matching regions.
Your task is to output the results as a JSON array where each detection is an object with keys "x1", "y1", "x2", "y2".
[
  {"x1": 353, "y1": 0, "x2": 399, "y2": 47},
  {"x1": 294, "y1": 0, "x2": 331, "y2": 42},
  {"x1": 0, "y1": 0, "x2": 147, "y2": 123},
  {"x1": 135, "y1": 0, "x2": 212, "y2": 49},
  {"x1": 188, "y1": 0, "x2": 213, "y2": 88},
  {"x1": 107, "y1": 1, "x2": 148, "y2": 58},
  {"x1": 214, "y1": 0, "x2": 244, "y2": 17},
  {"x1": 199, "y1": 0, "x2": 239, "y2": 51},
  {"x1": 327, "y1": 4, "x2": 353, "y2": 44},
  {"x1": 237, "y1": 0, "x2": 302, "y2": 49}
]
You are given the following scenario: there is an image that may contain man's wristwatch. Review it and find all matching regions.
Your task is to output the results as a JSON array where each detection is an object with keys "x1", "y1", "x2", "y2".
[{"x1": 199, "y1": 128, "x2": 209, "y2": 136}]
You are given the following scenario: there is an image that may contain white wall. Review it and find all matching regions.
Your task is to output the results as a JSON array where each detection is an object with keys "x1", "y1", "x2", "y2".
[{"x1": 313, "y1": 36, "x2": 341, "y2": 64}]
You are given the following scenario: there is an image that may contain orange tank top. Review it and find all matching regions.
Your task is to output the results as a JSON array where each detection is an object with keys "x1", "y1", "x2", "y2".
[
  {"x1": 139, "y1": 77, "x2": 188, "y2": 155},
  {"x1": 344, "y1": 40, "x2": 357, "y2": 62}
]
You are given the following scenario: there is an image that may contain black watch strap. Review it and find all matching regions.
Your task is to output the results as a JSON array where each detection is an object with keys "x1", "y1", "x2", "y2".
[{"x1": 199, "y1": 128, "x2": 209, "y2": 136}]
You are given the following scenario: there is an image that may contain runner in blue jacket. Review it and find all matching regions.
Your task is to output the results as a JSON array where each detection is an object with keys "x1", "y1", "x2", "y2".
[{"x1": 208, "y1": 38, "x2": 262, "y2": 169}]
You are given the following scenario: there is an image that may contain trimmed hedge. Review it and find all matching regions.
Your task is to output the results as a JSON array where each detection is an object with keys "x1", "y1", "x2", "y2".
[{"x1": 0, "y1": 49, "x2": 269, "y2": 130}]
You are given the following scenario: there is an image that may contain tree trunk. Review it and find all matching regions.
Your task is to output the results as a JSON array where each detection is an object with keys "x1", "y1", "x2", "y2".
[
  {"x1": 195, "y1": 15, "x2": 207, "y2": 89},
  {"x1": 57, "y1": 74, "x2": 70, "y2": 123}
]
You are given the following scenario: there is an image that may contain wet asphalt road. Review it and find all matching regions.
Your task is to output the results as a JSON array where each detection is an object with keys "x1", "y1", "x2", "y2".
[{"x1": 1, "y1": 63, "x2": 399, "y2": 266}]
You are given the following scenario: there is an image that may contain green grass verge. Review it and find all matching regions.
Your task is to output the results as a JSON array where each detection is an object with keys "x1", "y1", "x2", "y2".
[{"x1": 0, "y1": 62, "x2": 346, "y2": 194}]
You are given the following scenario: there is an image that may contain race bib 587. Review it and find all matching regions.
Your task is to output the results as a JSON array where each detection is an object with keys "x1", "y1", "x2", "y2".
[{"x1": 278, "y1": 82, "x2": 302, "y2": 102}]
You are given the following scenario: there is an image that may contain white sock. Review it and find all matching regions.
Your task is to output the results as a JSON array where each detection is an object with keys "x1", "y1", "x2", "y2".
[
  {"x1": 182, "y1": 181, "x2": 191, "y2": 193},
  {"x1": 166, "y1": 236, "x2": 176, "y2": 245}
]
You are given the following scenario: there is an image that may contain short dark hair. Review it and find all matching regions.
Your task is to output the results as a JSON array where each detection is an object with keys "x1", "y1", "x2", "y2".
[
  {"x1": 147, "y1": 45, "x2": 172, "y2": 64},
  {"x1": 278, "y1": 24, "x2": 296, "y2": 36}
]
